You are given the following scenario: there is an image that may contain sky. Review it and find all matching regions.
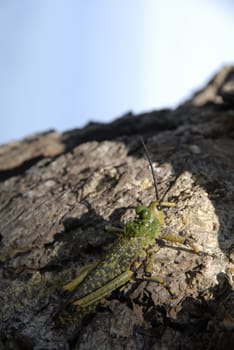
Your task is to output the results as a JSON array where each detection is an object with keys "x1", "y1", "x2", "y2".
[{"x1": 0, "y1": 0, "x2": 234, "y2": 145}]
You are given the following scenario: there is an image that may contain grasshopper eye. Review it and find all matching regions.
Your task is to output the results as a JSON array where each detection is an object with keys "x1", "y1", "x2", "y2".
[{"x1": 157, "y1": 205, "x2": 162, "y2": 211}]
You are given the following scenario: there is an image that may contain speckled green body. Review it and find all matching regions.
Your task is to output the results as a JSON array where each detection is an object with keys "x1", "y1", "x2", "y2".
[
  {"x1": 66, "y1": 201, "x2": 163, "y2": 306},
  {"x1": 69, "y1": 236, "x2": 152, "y2": 304}
]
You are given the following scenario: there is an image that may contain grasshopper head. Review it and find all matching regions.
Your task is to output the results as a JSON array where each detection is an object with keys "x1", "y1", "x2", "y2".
[{"x1": 124, "y1": 200, "x2": 175, "y2": 239}]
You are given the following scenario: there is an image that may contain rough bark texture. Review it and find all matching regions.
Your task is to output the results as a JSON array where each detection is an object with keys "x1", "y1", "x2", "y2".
[{"x1": 1, "y1": 66, "x2": 234, "y2": 350}]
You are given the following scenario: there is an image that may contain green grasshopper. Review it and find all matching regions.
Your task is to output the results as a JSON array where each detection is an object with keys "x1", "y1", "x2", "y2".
[{"x1": 58, "y1": 138, "x2": 200, "y2": 323}]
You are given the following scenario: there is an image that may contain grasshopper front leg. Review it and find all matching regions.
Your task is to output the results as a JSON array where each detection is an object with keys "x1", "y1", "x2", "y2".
[{"x1": 160, "y1": 233, "x2": 203, "y2": 255}]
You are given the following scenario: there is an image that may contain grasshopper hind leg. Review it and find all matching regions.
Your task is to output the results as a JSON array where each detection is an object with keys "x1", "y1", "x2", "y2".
[{"x1": 63, "y1": 262, "x2": 98, "y2": 293}]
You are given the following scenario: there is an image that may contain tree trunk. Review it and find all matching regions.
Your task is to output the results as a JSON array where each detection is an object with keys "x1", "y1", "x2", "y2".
[{"x1": 1, "y1": 66, "x2": 234, "y2": 350}]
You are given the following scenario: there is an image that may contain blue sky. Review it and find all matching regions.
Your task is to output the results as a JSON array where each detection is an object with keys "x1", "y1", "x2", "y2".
[{"x1": 0, "y1": 0, "x2": 234, "y2": 144}]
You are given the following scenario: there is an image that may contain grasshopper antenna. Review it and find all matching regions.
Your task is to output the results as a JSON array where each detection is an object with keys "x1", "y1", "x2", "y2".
[{"x1": 139, "y1": 136, "x2": 160, "y2": 203}]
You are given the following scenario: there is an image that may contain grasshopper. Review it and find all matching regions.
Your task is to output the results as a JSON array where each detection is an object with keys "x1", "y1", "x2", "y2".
[{"x1": 58, "y1": 138, "x2": 200, "y2": 323}]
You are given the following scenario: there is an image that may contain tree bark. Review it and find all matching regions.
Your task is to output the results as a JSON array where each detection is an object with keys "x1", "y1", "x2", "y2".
[{"x1": 1, "y1": 66, "x2": 234, "y2": 350}]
